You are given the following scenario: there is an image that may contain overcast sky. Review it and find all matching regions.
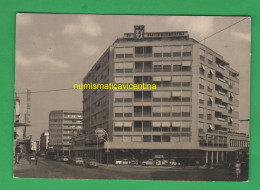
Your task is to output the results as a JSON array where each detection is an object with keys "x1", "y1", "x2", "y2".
[{"x1": 15, "y1": 14, "x2": 251, "y2": 140}]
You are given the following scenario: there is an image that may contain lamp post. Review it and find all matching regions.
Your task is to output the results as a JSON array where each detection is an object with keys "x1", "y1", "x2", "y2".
[{"x1": 95, "y1": 128, "x2": 110, "y2": 166}]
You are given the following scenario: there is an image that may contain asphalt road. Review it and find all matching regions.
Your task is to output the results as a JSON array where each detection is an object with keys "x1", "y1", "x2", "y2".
[{"x1": 13, "y1": 157, "x2": 246, "y2": 181}]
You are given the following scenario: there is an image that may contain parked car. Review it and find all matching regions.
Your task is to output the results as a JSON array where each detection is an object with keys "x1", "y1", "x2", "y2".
[
  {"x1": 142, "y1": 159, "x2": 154, "y2": 166},
  {"x1": 129, "y1": 159, "x2": 138, "y2": 165},
  {"x1": 83, "y1": 159, "x2": 99, "y2": 168},
  {"x1": 169, "y1": 159, "x2": 178, "y2": 166},
  {"x1": 73, "y1": 157, "x2": 84, "y2": 165},
  {"x1": 122, "y1": 159, "x2": 129, "y2": 165},
  {"x1": 30, "y1": 154, "x2": 36, "y2": 161},
  {"x1": 61, "y1": 156, "x2": 69, "y2": 162},
  {"x1": 162, "y1": 159, "x2": 169, "y2": 166},
  {"x1": 115, "y1": 159, "x2": 123, "y2": 165}
]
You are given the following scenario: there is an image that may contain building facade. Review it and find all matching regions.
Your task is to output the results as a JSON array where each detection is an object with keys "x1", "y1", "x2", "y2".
[
  {"x1": 73, "y1": 25, "x2": 249, "y2": 165},
  {"x1": 49, "y1": 110, "x2": 83, "y2": 156},
  {"x1": 40, "y1": 130, "x2": 49, "y2": 154}
]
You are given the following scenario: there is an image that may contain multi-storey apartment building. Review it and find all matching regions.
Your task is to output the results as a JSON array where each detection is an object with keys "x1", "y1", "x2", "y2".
[
  {"x1": 40, "y1": 130, "x2": 49, "y2": 154},
  {"x1": 49, "y1": 110, "x2": 83, "y2": 156},
  {"x1": 74, "y1": 25, "x2": 249, "y2": 165}
]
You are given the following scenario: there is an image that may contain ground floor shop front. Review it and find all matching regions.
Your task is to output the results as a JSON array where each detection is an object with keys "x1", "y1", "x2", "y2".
[{"x1": 71, "y1": 148, "x2": 247, "y2": 166}]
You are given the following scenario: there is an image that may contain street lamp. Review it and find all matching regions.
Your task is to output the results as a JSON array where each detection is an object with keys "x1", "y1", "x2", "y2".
[{"x1": 95, "y1": 128, "x2": 110, "y2": 166}]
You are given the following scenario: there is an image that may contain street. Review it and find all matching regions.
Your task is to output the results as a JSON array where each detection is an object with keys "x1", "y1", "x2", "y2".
[{"x1": 13, "y1": 157, "x2": 247, "y2": 181}]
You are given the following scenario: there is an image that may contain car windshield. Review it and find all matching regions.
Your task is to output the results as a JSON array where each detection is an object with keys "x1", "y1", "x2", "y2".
[{"x1": 76, "y1": 157, "x2": 83, "y2": 160}]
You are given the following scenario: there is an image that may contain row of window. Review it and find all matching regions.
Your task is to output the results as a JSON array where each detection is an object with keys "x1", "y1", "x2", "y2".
[
  {"x1": 114, "y1": 75, "x2": 192, "y2": 87},
  {"x1": 230, "y1": 139, "x2": 249, "y2": 147},
  {"x1": 114, "y1": 61, "x2": 192, "y2": 73},
  {"x1": 114, "y1": 46, "x2": 192, "y2": 59},
  {"x1": 199, "y1": 64, "x2": 239, "y2": 89},
  {"x1": 113, "y1": 135, "x2": 190, "y2": 143},
  {"x1": 114, "y1": 106, "x2": 192, "y2": 117},
  {"x1": 114, "y1": 91, "x2": 192, "y2": 103}
]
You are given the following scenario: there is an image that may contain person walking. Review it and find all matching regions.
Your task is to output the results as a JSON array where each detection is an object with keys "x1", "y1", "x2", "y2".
[
  {"x1": 235, "y1": 160, "x2": 241, "y2": 179},
  {"x1": 15, "y1": 145, "x2": 21, "y2": 164}
]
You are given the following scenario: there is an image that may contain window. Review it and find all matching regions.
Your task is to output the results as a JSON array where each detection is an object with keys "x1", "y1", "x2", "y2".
[
  {"x1": 114, "y1": 92, "x2": 124, "y2": 102},
  {"x1": 134, "y1": 121, "x2": 142, "y2": 132},
  {"x1": 199, "y1": 78, "x2": 205, "y2": 89},
  {"x1": 172, "y1": 76, "x2": 181, "y2": 87},
  {"x1": 163, "y1": 46, "x2": 172, "y2": 57},
  {"x1": 208, "y1": 54, "x2": 213, "y2": 64},
  {"x1": 181, "y1": 91, "x2": 192, "y2": 102},
  {"x1": 182, "y1": 61, "x2": 192, "y2": 71},
  {"x1": 134, "y1": 76, "x2": 143, "y2": 84},
  {"x1": 132, "y1": 136, "x2": 142, "y2": 142},
  {"x1": 161, "y1": 106, "x2": 171, "y2": 117},
  {"x1": 173, "y1": 61, "x2": 182, "y2": 72},
  {"x1": 208, "y1": 68, "x2": 214, "y2": 78},
  {"x1": 153, "y1": 62, "x2": 162, "y2": 72},
  {"x1": 182, "y1": 76, "x2": 192, "y2": 87},
  {"x1": 172, "y1": 106, "x2": 181, "y2": 117},
  {"x1": 161, "y1": 76, "x2": 171, "y2": 87},
  {"x1": 134, "y1": 106, "x2": 142, "y2": 117},
  {"x1": 199, "y1": 49, "x2": 205, "y2": 61},
  {"x1": 134, "y1": 91, "x2": 142, "y2": 102},
  {"x1": 143, "y1": 106, "x2": 152, "y2": 117},
  {"x1": 172, "y1": 91, "x2": 181, "y2": 102},
  {"x1": 124, "y1": 92, "x2": 133, "y2": 102},
  {"x1": 153, "y1": 106, "x2": 161, "y2": 117},
  {"x1": 124, "y1": 62, "x2": 134, "y2": 73},
  {"x1": 143, "y1": 121, "x2": 152, "y2": 132},
  {"x1": 172, "y1": 46, "x2": 181, "y2": 57},
  {"x1": 182, "y1": 106, "x2": 191, "y2": 117},
  {"x1": 135, "y1": 47, "x2": 143, "y2": 58},
  {"x1": 181, "y1": 121, "x2": 191, "y2": 132},
  {"x1": 153, "y1": 46, "x2": 162, "y2": 57},
  {"x1": 172, "y1": 121, "x2": 181, "y2": 131},
  {"x1": 143, "y1": 91, "x2": 152, "y2": 102},
  {"x1": 115, "y1": 48, "x2": 124, "y2": 58},
  {"x1": 182, "y1": 46, "x2": 192, "y2": 56},
  {"x1": 114, "y1": 107, "x2": 124, "y2": 117},
  {"x1": 124, "y1": 47, "x2": 134, "y2": 58},
  {"x1": 143, "y1": 136, "x2": 152, "y2": 142},
  {"x1": 200, "y1": 64, "x2": 205, "y2": 75},
  {"x1": 153, "y1": 136, "x2": 161, "y2": 142},
  {"x1": 199, "y1": 93, "x2": 204, "y2": 104},
  {"x1": 135, "y1": 62, "x2": 143, "y2": 72},
  {"x1": 144, "y1": 46, "x2": 152, "y2": 57},
  {"x1": 144, "y1": 61, "x2": 152, "y2": 72},
  {"x1": 199, "y1": 107, "x2": 204, "y2": 118},
  {"x1": 114, "y1": 62, "x2": 124, "y2": 73},
  {"x1": 162, "y1": 136, "x2": 171, "y2": 142},
  {"x1": 162, "y1": 61, "x2": 171, "y2": 72},
  {"x1": 207, "y1": 110, "x2": 213, "y2": 120},
  {"x1": 208, "y1": 82, "x2": 213, "y2": 92}
]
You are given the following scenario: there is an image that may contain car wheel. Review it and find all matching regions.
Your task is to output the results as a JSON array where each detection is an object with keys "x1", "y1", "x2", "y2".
[{"x1": 142, "y1": 163, "x2": 146, "y2": 166}]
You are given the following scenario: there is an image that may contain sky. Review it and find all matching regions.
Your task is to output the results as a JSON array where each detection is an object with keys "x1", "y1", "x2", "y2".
[{"x1": 15, "y1": 14, "x2": 251, "y2": 140}]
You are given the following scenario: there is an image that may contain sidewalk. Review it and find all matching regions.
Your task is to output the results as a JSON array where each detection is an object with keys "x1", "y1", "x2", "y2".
[
  {"x1": 13, "y1": 158, "x2": 36, "y2": 172},
  {"x1": 99, "y1": 163, "x2": 206, "y2": 169}
]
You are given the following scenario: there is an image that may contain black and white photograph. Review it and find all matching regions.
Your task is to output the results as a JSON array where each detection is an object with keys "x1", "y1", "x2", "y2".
[{"x1": 13, "y1": 14, "x2": 250, "y2": 181}]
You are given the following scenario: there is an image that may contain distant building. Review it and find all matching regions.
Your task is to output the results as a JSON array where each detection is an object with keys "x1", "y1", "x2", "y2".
[
  {"x1": 30, "y1": 140, "x2": 39, "y2": 152},
  {"x1": 40, "y1": 130, "x2": 49, "y2": 153},
  {"x1": 49, "y1": 110, "x2": 83, "y2": 156},
  {"x1": 72, "y1": 25, "x2": 249, "y2": 165}
]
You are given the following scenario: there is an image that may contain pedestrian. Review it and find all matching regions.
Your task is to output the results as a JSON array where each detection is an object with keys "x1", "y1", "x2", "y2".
[
  {"x1": 15, "y1": 145, "x2": 21, "y2": 164},
  {"x1": 235, "y1": 160, "x2": 241, "y2": 179},
  {"x1": 35, "y1": 154, "x2": 38, "y2": 165}
]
